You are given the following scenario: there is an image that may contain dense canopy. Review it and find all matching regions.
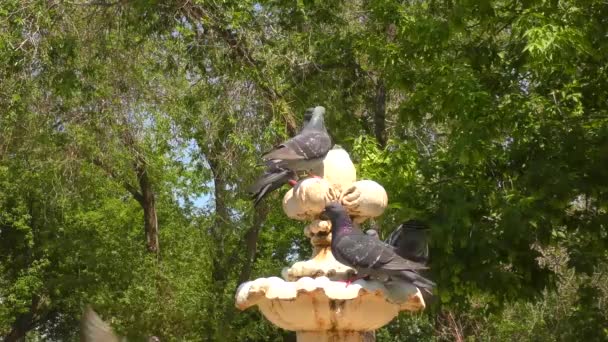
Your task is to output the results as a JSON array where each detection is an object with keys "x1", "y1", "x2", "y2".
[{"x1": 1, "y1": 0, "x2": 607, "y2": 341}]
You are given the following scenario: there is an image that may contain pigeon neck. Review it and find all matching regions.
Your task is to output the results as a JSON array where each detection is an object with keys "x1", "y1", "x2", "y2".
[
  {"x1": 332, "y1": 214, "x2": 353, "y2": 234},
  {"x1": 304, "y1": 115, "x2": 325, "y2": 132}
]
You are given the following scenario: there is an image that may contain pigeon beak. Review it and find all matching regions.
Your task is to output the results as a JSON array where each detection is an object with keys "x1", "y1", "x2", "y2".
[{"x1": 319, "y1": 210, "x2": 329, "y2": 220}]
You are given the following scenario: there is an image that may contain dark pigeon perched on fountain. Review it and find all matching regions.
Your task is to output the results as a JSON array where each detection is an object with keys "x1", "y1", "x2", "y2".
[
  {"x1": 248, "y1": 106, "x2": 331, "y2": 206},
  {"x1": 321, "y1": 203, "x2": 435, "y2": 290}
]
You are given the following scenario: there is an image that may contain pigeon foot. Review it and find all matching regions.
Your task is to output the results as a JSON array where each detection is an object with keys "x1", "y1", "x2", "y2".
[
  {"x1": 306, "y1": 172, "x2": 322, "y2": 179},
  {"x1": 338, "y1": 275, "x2": 366, "y2": 287},
  {"x1": 288, "y1": 179, "x2": 298, "y2": 186}
]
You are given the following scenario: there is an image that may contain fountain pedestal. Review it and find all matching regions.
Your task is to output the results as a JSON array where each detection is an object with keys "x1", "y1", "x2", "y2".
[
  {"x1": 297, "y1": 331, "x2": 375, "y2": 342},
  {"x1": 235, "y1": 147, "x2": 426, "y2": 341}
]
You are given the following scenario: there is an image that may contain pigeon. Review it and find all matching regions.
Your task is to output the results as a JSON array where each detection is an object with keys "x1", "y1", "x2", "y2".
[
  {"x1": 248, "y1": 106, "x2": 331, "y2": 205},
  {"x1": 365, "y1": 224, "x2": 430, "y2": 264},
  {"x1": 80, "y1": 306, "x2": 121, "y2": 342},
  {"x1": 80, "y1": 306, "x2": 160, "y2": 342},
  {"x1": 321, "y1": 203, "x2": 435, "y2": 290},
  {"x1": 386, "y1": 220, "x2": 430, "y2": 265},
  {"x1": 365, "y1": 229, "x2": 380, "y2": 239},
  {"x1": 262, "y1": 106, "x2": 331, "y2": 171}
]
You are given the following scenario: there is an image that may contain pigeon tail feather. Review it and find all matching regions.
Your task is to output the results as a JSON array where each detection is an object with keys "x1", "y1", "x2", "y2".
[
  {"x1": 248, "y1": 169, "x2": 294, "y2": 206},
  {"x1": 399, "y1": 270, "x2": 436, "y2": 290}
]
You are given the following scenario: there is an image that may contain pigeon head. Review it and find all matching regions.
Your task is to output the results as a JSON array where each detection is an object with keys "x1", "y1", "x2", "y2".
[
  {"x1": 319, "y1": 202, "x2": 347, "y2": 221},
  {"x1": 320, "y1": 202, "x2": 354, "y2": 234},
  {"x1": 365, "y1": 229, "x2": 379, "y2": 239},
  {"x1": 303, "y1": 106, "x2": 326, "y2": 131}
]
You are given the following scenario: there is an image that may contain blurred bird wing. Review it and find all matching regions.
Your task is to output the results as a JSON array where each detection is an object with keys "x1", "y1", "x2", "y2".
[{"x1": 80, "y1": 307, "x2": 122, "y2": 342}]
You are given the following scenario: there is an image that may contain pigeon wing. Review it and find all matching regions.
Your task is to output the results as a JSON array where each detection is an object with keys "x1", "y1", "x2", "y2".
[
  {"x1": 80, "y1": 307, "x2": 121, "y2": 342},
  {"x1": 335, "y1": 234, "x2": 427, "y2": 271},
  {"x1": 386, "y1": 225, "x2": 403, "y2": 246},
  {"x1": 248, "y1": 169, "x2": 295, "y2": 206},
  {"x1": 263, "y1": 131, "x2": 330, "y2": 161},
  {"x1": 387, "y1": 224, "x2": 429, "y2": 264},
  {"x1": 400, "y1": 229, "x2": 429, "y2": 264}
]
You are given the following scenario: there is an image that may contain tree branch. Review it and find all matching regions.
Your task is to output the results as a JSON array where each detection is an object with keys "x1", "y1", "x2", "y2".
[
  {"x1": 91, "y1": 157, "x2": 144, "y2": 203},
  {"x1": 180, "y1": 3, "x2": 298, "y2": 135}
]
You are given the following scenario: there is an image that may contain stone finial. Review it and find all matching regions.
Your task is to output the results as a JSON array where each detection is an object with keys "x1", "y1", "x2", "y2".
[
  {"x1": 282, "y1": 178, "x2": 339, "y2": 221},
  {"x1": 341, "y1": 180, "x2": 388, "y2": 223},
  {"x1": 282, "y1": 179, "x2": 388, "y2": 223},
  {"x1": 311, "y1": 146, "x2": 357, "y2": 192}
]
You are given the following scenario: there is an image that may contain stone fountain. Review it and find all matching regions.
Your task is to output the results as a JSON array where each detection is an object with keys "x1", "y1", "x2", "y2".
[{"x1": 235, "y1": 146, "x2": 426, "y2": 342}]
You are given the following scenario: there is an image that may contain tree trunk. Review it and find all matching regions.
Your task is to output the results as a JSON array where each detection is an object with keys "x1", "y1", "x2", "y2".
[
  {"x1": 237, "y1": 206, "x2": 269, "y2": 284},
  {"x1": 373, "y1": 78, "x2": 387, "y2": 148},
  {"x1": 209, "y1": 162, "x2": 230, "y2": 283},
  {"x1": 92, "y1": 155, "x2": 159, "y2": 255},
  {"x1": 136, "y1": 164, "x2": 159, "y2": 254},
  {"x1": 4, "y1": 321, "x2": 30, "y2": 342},
  {"x1": 119, "y1": 125, "x2": 160, "y2": 256},
  {"x1": 3, "y1": 296, "x2": 41, "y2": 342},
  {"x1": 200, "y1": 126, "x2": 233, "y2": 283},
  {"x1": 209, "y1": 159, "x2": 230, "y2": 241}
]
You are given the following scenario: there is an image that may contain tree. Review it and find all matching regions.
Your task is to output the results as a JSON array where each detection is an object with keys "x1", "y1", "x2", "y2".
[{"x1": 1, "y1": 0, "x2": 607, "y2": 340}]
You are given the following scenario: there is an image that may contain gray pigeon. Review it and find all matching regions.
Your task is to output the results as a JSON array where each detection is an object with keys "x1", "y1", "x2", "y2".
[
  {"x1": 386, "y1": 220, "x2": 430, "y2": 265},
  {"x1": 262, "y1": 106, "x2": 331, "y2": 171},
  {"x1": 248, "y1": 106, "x2": 331, "y2": 205},
  {"x1": 321, "y1": 203, "x2": 435, "y2": 290}
]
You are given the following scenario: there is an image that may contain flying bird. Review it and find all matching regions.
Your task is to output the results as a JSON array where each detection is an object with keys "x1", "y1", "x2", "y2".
[
  {"x1": 80, "y1": 306, "x2": 160, "y2": 342},
  {"x1": 321, "y1": 203, "x2": 435, "y2": 290},
  {"x1": 80, "y1": 306, "x2": 121, "y2": 342},
  {"x1": 248, "y1": 106, "x2": 331, "y2": 206}
]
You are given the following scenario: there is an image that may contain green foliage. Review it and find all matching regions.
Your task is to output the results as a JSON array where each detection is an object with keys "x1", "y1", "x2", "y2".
[{"x1": 1, "y1": 0, "x2": 607, "y2": 341}]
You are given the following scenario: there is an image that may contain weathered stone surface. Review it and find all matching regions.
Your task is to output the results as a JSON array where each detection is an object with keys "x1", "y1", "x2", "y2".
[{"x1": 235, "y1": 276, "x2": 425, "y2": 332}]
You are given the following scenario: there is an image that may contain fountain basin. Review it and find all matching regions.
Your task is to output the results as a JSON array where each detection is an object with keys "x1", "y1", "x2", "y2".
[{"x1": 235, "y1": 276, "x2": 425, "y2": 331}]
